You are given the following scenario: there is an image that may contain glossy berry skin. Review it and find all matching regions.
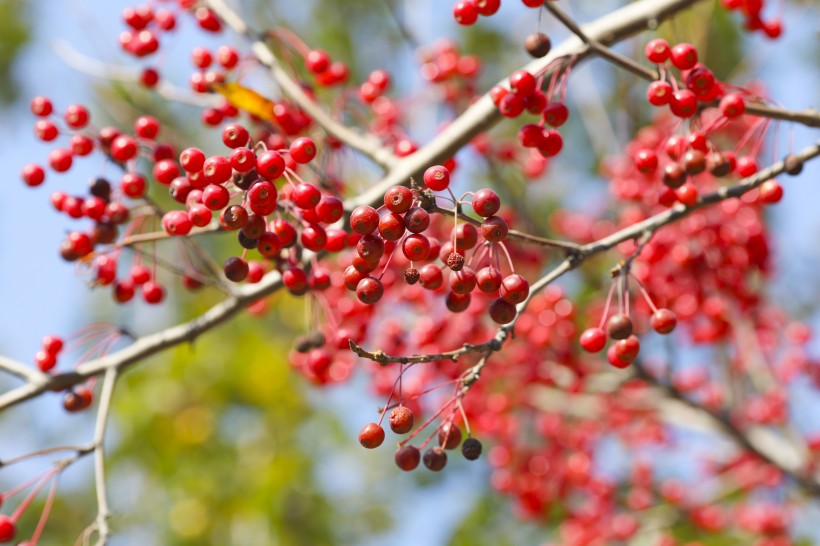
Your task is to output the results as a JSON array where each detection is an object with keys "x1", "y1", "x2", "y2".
[
  {"x1": 524, "y1": 32, "x2": 551, "y2": 58},
  {"x1": 614, "y1": 335, "x2": 641, "y2": 362},
  {"x1": 389, "y1": 406, "x2": 414, "y2": 434},
  {"x1": 402, "y1": 234, "x2": 431, "y2": 262},
  {"x1": 384, "y1": 185, "x2": 414, "y2": 214},
  {"x1": 356, "y1": 277, "x2": 384, "y2": 304},
  {"x1": 670, "y1": 43, "x2": 698, "y2": 70},
  {"x1": 21, "y1": 164, "x2": 45, "y2": 187},
  {"x1": 651, "y1": 308, "x2": 678, "y2": 334},
  {"x1": 423, "y1": 446, "x2": 447, "y2": 471},
  {"x1": 424, "y1": 165, "x2": 450, "y2": 191},
  {"x1": 509, "y1": 70, "x2": 536, "y2": 96},
  {"x1": 670, "y1": 90, "x2": 697, "y2": 118},
  {"x1": 472, "y1": 188, "x2": 500, "y2": 217},
  {"x1": 221, "y1": 123, "x2": 249, "y2": 148},
  {"x1": 607, "y1": 314, "x2": 633, "y2": 340},
  {"x1": 224, "y1": 257, "x2": 249, "y2": 282},
  {"x1": 395, "y1": 445, "x2": 421, "y2": 471},
  {"x1": 644, "y1": 39, "x2": 670, "y2": 63},
  {"x1": 350, "y1": 206, "x2": 379, "y2": 235},
  {"x1": 647, "y1": 81, "x2": 673, "y2": 107},
  {"x1": 453, "y1": 0, "x2": 479, "y2": 25},
  {"x1": 461, "y1": 437, "x2": 482, "y2": 460},
  {"x1": 481, "y1": 216, "x2": 508, "y2": 243},
  {"x1": 306, "y1": 50, "x2": 330, "y2": 73},
  {"x1": 358, "y1": 422, "x2": 385, "y2": 449},
  {"x1": 543, "y1": 102, "x2": 569, "y2": 127},
  {"x1": 0, "y1": 515, "x2": 15, "y2": 542},
  {"x1": 477, "y1": 266, "x2": 502, "y2": 293},
  {"x1": 404, "y1": 206, "x2": 430, "y2": 233},
  {"x1": 607, "y1": 345, "x2": 631, "y2": 369},
  {"x1": 290, "y1": 137, "x2": 317, "y2": 164},
  {"x1": 720, "y1": 93, "x2": 745, "y2": 118},
  {"x1": 500, "y1": 274, "x2": 529, "y2": 304},
  {"x1": 580, "y1": 327, "x2": 607, "y2": 353},
  {"x1": 292, "y1": 183, "x2": 321, "y2": 210},
  {"x1": 257, "y1": 150, "x2": 286, "y2": 180}
]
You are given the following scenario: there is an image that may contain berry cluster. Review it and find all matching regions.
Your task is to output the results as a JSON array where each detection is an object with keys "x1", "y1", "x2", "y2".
[
  {"x1": 491, "y1": 66, "x2": 569, "y2": 159},
  {"x1": 720, "y1": 0, "x2": 782, "y2": 38},
  {"x1": 452, "y1": 0, "x2": 556, "y2": 26},
  {"x1": 346, "y1": 164, "x2": 532, "y2": 326}
]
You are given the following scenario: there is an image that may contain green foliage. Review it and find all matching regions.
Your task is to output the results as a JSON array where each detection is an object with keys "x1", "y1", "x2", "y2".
[{"x1": 0, "y1": 0, "x2": 30, "y2": 105}]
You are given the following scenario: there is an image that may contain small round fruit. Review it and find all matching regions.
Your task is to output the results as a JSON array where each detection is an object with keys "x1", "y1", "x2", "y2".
[
  {"x1": 423, "y1": 446, "x2": 448, "y2": 471},
  {"x1": 438, "y1": 423, "x2": 463, "y2": 449},
  {"x1": 651, "y1": 308, "x2": 678, "y2": 334},
  {"x1": 606, "y1": 314, "x2": 633, "y2": 340},
  {"x1": 580, "y1": 327, "x2": 607, "y2": 353},
  {"x1": 395, "y1": 445, "x2": 421, "y2": 471},
  {"x1": 358, "y1": 423, "x2": 385, "y2": 449},
  {"x1": 389, "y1": 406, "x2": 415, "y2": 434},
  {"x1": 461, "y1": 437, "x2": 482, "y2": 460}
]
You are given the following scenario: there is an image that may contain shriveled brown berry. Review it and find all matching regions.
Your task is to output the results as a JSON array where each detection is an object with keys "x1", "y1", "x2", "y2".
[
  {"x1": 404, "y1": 267, "x2": 420, "y2": 285},
  {"x1": 461, "y1": 437, "x2": 482, "y2": 460},
  {"x1": 707, "y1": 152, "x2": 732, "y2": 177},
  {"x1": 525, "y1": 32, "x2": 551, "y2": 58},
  {"x1": 446, "y1": 252, "x2": 465, "y2": 271},
  {"x1": 683, "y1": 149, "x2": 706, "y2": 175},
  {"x1": 606, "y1": 314, "x2": 633, "y2": 340},
  {"x1": 438, "y1": 422, "x2": 463, "y2": 449},
  {"x1": 663, "y1": 163, "x2": 686, "y2": 189},
  {"x1": 223, "y1": 256, "x2": 249, "y2": 282},
  {"x1": 784, "y1": 154, "x2": 804, "y2": 176},
  {"x1": 389, "y1": 406, "x2": 415, "y2": 434},
  {"x1": 358, "y1": 422, "x2": 385, "y2": 449},
  {"x1": 423, "y1": 446, "x2": 447, "y2": 471},
  {"x1": 395, "y1": 445, "x2": 421, "y2": 471}
]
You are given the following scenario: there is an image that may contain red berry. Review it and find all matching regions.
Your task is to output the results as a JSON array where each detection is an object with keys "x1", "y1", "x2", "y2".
[
  {"x1": 719, "y1": 93, "x2": 745, "y2": 118},
  {"x1": 221, "y1": 123, "x2": 249, "y2": 148},
  {"x1": 306, "y1": 50, "x2": 330, "y2": 74},
  {"x1": 358, "y1": 422, "x2": 385, "y2": 448},
  {"x1": 644, "y1": 39, "x2": 670, "y2": 63},
  {"x1": 64, "y1": 104, "x2": 90, "y2": 128},
  {"x1": 580, "y1": 327, "x2": 607, "y2": 353},
  {"x1": 607, "y1": 345, "x2": 631, "y2": 369},
  {"x1": 257, "y1": 150, "x2": 285, "y2": 179},
  {"x1": 356, "y1": 277, "x2": 384, "y2": 304},
  {"x1": 292, "y1": 183, "x2": 321, "y2": 209},
  {"x1": 35, "y1": 350, "x2": 57, "y2": 372},
  {"x1": 651, "y1": 308, "x2": 678, "y2": 334},
  {"x1": 423, "y1": 446, "x2": 447, "y2": 471},
  {"x1": 453, "y1": 0, "x2": 479, "y2": 25},
  {"x1": 423, "y1": 165, "x2": 451, "y2": 191},
  {"x1": 509, "y1": 70, "x2": 536, "y2": 95},
  {"x1": 647, "y1": 81, "x2": 673, "y2": 106},
  {"x1": 34, "y1": 119, "x2": 58, "y2": 141},
  {"x1": 670, "y1": 89, "x2": 697, "y2": 118},
  {"x1": 489, "y1": 297, "x2": 516, "y2": 324},
  {"x1": 614, "y1": 335, "x2": 641, "y2": 362},
  {"x1": 438, "y1": 423, "x2": 463, "y2": 449},
  {"x1": 135, "y1": 116, "x2": 160, "y2": 139},
  {"x1": 384, "y1": 185, "x2": 414, "y2": 214},
  {"x1": 142, "y1": 281, "x2": 165, "y2": 304},
  {"x1": 49, "y1": 148, "x2": 73, "y2": 172},
  {"x1": 670, "y1": 43, "x2": 698, "y2": 70},
  {"x1": 30, "y1": 96, "x2": 52, "y2": 117},
  {"x1": 21, "y1": 164, "x2": 45, "y2": 187},
  {"x1": 759, "y1": 180, "x2": 783, "y2": 204},
  {"x1": 543, "y1": 102, "x2": 569, "y2": 127},
  {"x1": 290, "y1": 137, "x2": 317, "y2": 164},
  {"x1": 389, "y1": 406, "x2": 415, "y2": 434}
]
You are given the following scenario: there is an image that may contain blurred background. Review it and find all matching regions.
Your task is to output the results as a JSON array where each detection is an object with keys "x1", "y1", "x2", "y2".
[{"x1": 0, "y1": 0, "x2": 818, "y2": 544}]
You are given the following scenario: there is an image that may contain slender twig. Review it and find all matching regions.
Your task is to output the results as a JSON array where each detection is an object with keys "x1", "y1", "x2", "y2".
[
  {"x1": 0, "y1": 355, "x2": 47, "y2": 384},
  {"x1": 90, "y1": 367, "x2": 118, "y2": 546}
]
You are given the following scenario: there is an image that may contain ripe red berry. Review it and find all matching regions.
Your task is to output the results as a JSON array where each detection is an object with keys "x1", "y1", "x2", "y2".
[
  {"x1": 670, "y1": 43, "x2": 698, "y2": 70},
  {"x1": 384, "y1": 186, "x2": 414, "y2": 214},
  {"x1": 500, "y1": 274, "x2": 529, "y2": 304},
  {"x1": 402, "y1": 233, "x2": 431, "y2": 262},
  {"x1": 224, "y1": 256, "x2": 249, "y2": 282},
  {"x1": 647, "y1": 81, "x2": 673, "y2": 106},
  {"x1": 356, "y1": 277, "x2": 384, "y2": 304},
  {"x1": 162, "y1": 210, "x2": 193, "y2": 236},
  {"x1": 64, "y1": 104, "x2": 90, "y2": 128},
  {"x1": 543, "y1": 102, "x2": 569, "y2": 127},
  {"x1": 404, "y1": 206, "x2": 431, "y2": 233},
  {"x1": 651, "y1": 308, "x2": 678, "y2": 334},
  {"x1": 30, "y1": 96, "x2": 53, "y2": 117},
  {"x1": 509, "y1": 70, "x2": 536, "y2": 96},
  {"x1": 34, "y1": 119, "x2": 59, "y2": 141},
  {"x1": 306, "y1": 50, "x2": 330, "y2": 74},
  {"x1": 63, "y1": 386, "x2": 94, "y2": 412},
  {"x1": 21, "y1": 163, "x2": 45, "y2": 187},
  {"x1": 719, "y1": 93, "x2": 746, "y2": 118},
  {"x1": 759, "y1": 180, "x2": 783, "y2": 204},
  {"x1": 257, "y1": 150, "x2": 286, "y2": 180},
  {"x1": 358, "y1": 422, "x2": 385, "y2": 449},
  {"x1": 670, "y1": 90, "x2": 697, "y2": 118},
  {"x1": 607, "y1": 345, "x2": 631, "y2": 369},
  {"x1": 644, "y1": 39, "x2": 671, "y2": 63},
  {"x1": 135, "y1": 116, "x2": 160, "y2": 139},
  {"x1": 35, "y1": 350, "x2": 57, "y2": 372},
  {"x1": 498, "y1": 92, "x2": 525, "y2": 118},
  {"x1": 290, "y1": 137, "x2": 317, "y2": 164},
  {"x1": 292, "y1": 183, "x2": 321, "y2": 209},
  {"x1": 453, "y1": 0, "x2": 479, "y2": 25},
  {"x1": 580, "y1": 327, "x2": 607, "y2": 353},
  {"x1": 142, "y1": 281, "x2": 165, "y2": 304},
  {"x1": 423, "y1": 165, "x2": 451, "y2": 191},
  {"x1": 389, "y1": 406, "x2": 415, "y2": 434},
  {"x1": 471, "y1": 188, "x2": 500, "y2": 217},
  {"x1": 221, "y1": 123, "x2": 249, "y2": 148},
  {"x1": 395, "y1": 445, "x2": 421, "y2": 471},
  {"x1": 49, "y1": 148, "x2": 73, "y2": 173},
  {"x1": 614, "y1": 335, "x2": 641, "y2": 362},
  {"x1": 350, "y1": 206, "x2": 379, "y2": 235}
]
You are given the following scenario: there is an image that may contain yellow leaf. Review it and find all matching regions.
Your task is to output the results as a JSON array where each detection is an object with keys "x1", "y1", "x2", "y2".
[{"x1": 212, "y1": 82, "x2": 275, "y2": 122}]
